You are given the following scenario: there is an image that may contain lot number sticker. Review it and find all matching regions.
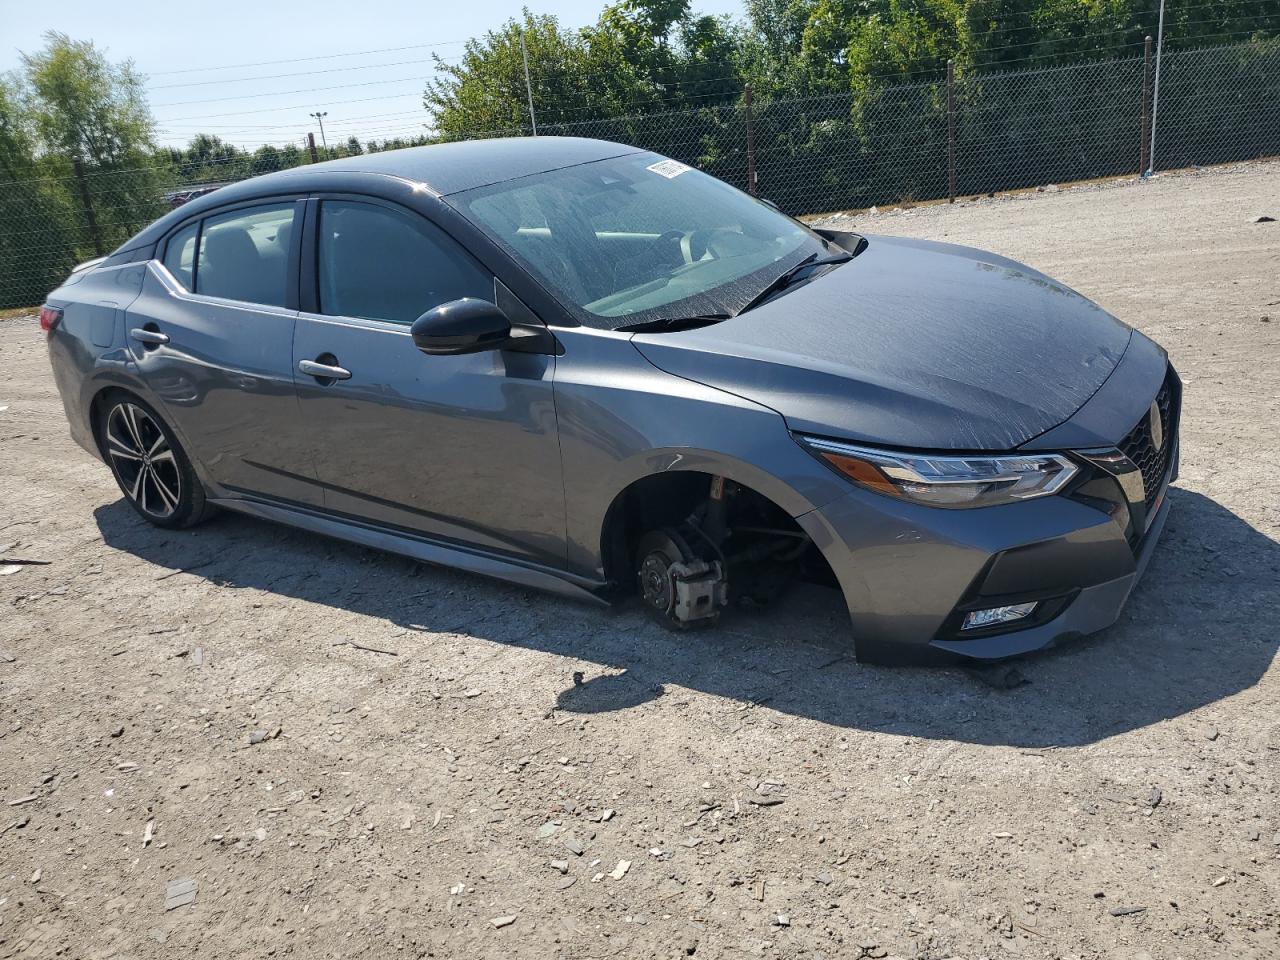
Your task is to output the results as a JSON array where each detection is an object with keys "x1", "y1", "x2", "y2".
[{"x1": 646, "y1": 159, "x2": 692, "y2": 179}]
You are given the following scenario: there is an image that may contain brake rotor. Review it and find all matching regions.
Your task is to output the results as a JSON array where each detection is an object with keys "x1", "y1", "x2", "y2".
[{"x1": 637, "y1": 530, "x2": 688, "y2": 616}]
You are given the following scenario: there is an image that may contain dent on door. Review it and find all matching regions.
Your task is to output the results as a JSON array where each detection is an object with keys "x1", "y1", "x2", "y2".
[{"x1": 124, "y1": 266, "x2": 324, "y2": 505}]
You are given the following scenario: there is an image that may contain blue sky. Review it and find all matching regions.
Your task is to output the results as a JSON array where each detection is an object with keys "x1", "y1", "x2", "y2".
[{"x1": 0, "y1": 0, "x2": 745, "y2": 149}]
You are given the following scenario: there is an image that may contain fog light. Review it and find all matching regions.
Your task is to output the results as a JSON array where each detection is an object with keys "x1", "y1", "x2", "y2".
[{"x1": 962, "y1": 602, "x2": 1038, "y2": 631}]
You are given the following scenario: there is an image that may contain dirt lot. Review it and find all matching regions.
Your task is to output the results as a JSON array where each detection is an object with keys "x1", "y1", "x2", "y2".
[{"x1": 2, "y1": 161, "x2": 1278, "y2": 960}]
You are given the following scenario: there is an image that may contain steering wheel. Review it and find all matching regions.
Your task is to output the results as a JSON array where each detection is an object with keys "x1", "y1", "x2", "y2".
[
  {"x1": 650, "y1": 230, "x2": 685, "y2": 267},
  {"x1": 681, "y1": 229, "x2": 732, "y2": 265},
  {"x1": 649, "y1": 229, "x2": 725, "y2": 271}
]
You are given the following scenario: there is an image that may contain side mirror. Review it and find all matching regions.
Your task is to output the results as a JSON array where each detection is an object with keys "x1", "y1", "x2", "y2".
[{"x1": 410, "y1": 298, "x2": 511, "y2": 356}]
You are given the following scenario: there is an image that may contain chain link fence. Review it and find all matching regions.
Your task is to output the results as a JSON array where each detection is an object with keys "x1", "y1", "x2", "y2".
[{"x1": 2, "y1": 37, "x2": 1278, "y2": 309}]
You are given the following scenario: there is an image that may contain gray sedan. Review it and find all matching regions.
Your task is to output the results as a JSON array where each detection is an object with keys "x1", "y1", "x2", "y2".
[{"x1": 41, "y1": 137, "x2": 1179, "y2": 663}]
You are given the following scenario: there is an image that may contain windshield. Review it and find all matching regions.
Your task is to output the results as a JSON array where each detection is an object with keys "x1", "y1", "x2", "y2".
[{"x1": 452, "y1": 152, "x2": 827, "y2": 329}]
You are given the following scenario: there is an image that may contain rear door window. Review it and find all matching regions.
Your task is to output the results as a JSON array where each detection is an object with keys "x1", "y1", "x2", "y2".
[
  {"x1": 316, "y1": 200, "x2": 491, "y2": 324},
  {"x1": 195, "y1": 203, "x2": 296, "y2": 307},
  {"x1": 161, "y1": 221, "x2": 198, "y2": 290}
]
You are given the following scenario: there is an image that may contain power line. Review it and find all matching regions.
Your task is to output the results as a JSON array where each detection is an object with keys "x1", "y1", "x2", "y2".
[
  {"x1": 157, "y1": 109, "x2": 434, "y2": 131},
  {"x1": 98, "y1": 29, "x2": 1280, "y2": 149},
  {"x1": 146, "y1": 14, "x2": 1271, "y2": 125},
  {"x1": 145, "y1": 40, "x2": 469, "y2": 76},
  {"x1": 139, "y1": 1, "x2": 1251, "y2": 83},
  {"x1": 153, "y1": 74, "x2": 433, "y2": 108},
  {"x1": 155, "y1": 90, "x2": 431, "y2": 123},
  {"x1": 149, "y1": 55, "x2": 467, "y2": 90}
]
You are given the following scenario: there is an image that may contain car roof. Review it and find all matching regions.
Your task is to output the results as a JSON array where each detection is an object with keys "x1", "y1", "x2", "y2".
[
  {"x1": 298, "y1": 136, "x2": 642, "y2": 195},
  {"x1": 119, "y1": 136, "x2": 644, "y2": 254}
]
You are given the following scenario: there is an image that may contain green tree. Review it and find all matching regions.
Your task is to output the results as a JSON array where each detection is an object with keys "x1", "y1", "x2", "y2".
[
  {"x1": 0, "y1": 74, "x2": 80, "y2": 306},
  {"x1": 250, "y1": 144, "x2": 284, "y2": 175},
  {"x1": 578, "y1": 1, "x2": 742, "y2": 113},
  {"x1": 20, "y1": 31, "x2": 154, "y2": 166},
  {"x1": 424, "y1": 4, "x2": 744, "y2": 138},
  {"x1": 19, "y1": 32, "x2": 166, "y2": 254},
  {"x1": 0, "y1": 75, "x2": 38, "y2": 183},
  {"x1": 425, "y1": 11, "x2": 607, "y2": 136}
]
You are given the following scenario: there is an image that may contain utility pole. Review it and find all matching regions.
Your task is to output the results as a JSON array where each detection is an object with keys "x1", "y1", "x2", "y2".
[
  {"x1": 310, "y1": 111, "x2": 330, "y2": 156},
  {"x1": 307, "y1": 132, "x2": 319, "y2": 164},
  {"x1": 520, "y1": 30, "x2": 538, "y2": 136},
  {"x1": 1145, "y1": 0, "x2": 1166, "y2": 177}
]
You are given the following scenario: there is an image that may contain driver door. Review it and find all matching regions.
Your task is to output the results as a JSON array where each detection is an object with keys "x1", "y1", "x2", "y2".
[{"x1": 291, "y1": 196, "x2": 567, "y2": 568}]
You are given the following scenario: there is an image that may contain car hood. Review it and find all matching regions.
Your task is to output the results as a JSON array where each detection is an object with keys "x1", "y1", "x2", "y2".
[{"x1": 631, "y1": 234, "x2": 1133, "y2": 451}]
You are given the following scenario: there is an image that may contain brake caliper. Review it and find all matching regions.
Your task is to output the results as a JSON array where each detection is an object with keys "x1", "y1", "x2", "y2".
[{"x1": 668, "y1": 558, "x2": 728, "y2": 624}]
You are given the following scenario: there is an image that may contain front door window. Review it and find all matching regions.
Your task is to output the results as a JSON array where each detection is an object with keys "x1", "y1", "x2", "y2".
[{"x1": 317, "y1": 200, "x2": 491, "y2": 323}]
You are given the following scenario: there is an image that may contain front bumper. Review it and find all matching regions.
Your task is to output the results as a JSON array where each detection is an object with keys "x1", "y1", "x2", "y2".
[
  {"x1": 796, "y1": 371, "x2": 1180, "y2": 664},
  {"x1": 932, "y1": 490, "x2": 1169, "y2": 660},
  {"x1": 798, "y1": 485, "x2": 1168, "y2": 663}
]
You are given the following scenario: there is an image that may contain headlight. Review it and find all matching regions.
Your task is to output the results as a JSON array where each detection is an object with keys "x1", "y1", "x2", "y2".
[{"x1": 800, "y1": 436, "x2": 1077, "y2": 508}]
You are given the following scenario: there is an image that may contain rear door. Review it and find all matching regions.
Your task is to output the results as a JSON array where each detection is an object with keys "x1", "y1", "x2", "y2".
[
  {"x1": 125, "y1": 198, "x2": 323, "y2": 505},
  {"x1": 291, "y1": 196, "x2": 566, "y2": 567}
]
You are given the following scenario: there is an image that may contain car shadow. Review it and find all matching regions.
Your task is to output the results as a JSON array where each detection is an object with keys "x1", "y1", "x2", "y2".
[{"x1": 93, "y1": 487, "x2": 1277, "y2": 748}]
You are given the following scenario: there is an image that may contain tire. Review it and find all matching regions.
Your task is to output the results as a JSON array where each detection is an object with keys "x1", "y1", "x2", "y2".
[
  {"x1": 635, "y1": 529, "x2": 718, "y2": 631},
  {"x1": 97, "y1": 394, "x2": 213, "y2": 529}
]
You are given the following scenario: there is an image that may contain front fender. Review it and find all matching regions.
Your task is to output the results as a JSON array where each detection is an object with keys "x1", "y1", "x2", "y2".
[{"x1": 551, "y1": 328, "x2": 854, "y2": 580}]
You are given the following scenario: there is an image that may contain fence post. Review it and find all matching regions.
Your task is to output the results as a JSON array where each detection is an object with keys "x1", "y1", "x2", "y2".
[
  {"x1": 744, "y1": 85, "x2": 758, "y2": 196},
  {"x1": 1146, "y1": 0, "x2": 1166, "y2": 176},
  {"x1": 307, "y1": 132, "x2": 319, "y2": 164},
  {"x1": 1140, "y1": 36, "x2": 1153, "y2": 174},
  {"x1": 946, "y1": 60, "x2": 956, "y2": 203},
  {"x1": 72, "y1": 156, "x2": 104, "y2": 257}
]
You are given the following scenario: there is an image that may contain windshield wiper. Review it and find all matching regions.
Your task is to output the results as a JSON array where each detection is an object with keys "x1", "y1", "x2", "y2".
[
  {"x1": 616, "y1": 313, "x2": 730, "y2": 333},
  {"x1": 735, "y1": 252, "x2": 853, "y2": 316}
]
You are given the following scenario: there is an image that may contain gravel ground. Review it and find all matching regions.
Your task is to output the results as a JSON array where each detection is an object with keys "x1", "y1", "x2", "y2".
[{"x1": 1, "y1": 161, "x2": 1278, "y2": 960}]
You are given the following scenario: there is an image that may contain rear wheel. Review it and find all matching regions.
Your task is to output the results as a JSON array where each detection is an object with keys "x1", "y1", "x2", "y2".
[{"x1": 99, "y1": 395, "x2": 211, "y2": 528}]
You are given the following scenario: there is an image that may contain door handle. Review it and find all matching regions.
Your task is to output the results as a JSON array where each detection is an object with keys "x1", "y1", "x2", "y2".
[
  {"x1": 130, "y1": 327, "x2": 170, "y2": 345},
  {"x1": 298, "y1": 358, "x2": 352, "y2": 381}
]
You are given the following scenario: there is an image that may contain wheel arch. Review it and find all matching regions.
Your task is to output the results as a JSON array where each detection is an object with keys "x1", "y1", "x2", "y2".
[
  {"x1": 88, "y1": 383, "x2": 135, "y2": 453},
  {"x1": 86, "y1": 381, "x2": 169, "y2": 459},
  {"x1": 84, "y1": 379, "x2": 215, "y2": 493},
  {"x1": 595, "y1": 448, "x2": 830, "y2": 592}
]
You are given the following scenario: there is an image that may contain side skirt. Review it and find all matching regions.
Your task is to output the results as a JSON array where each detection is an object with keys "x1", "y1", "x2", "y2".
[{"x1": 209, "y1": 496, "x2": 611, "y2": 607}]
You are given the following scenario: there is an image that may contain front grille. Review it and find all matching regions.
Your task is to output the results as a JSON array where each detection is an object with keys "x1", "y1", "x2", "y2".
[{"x1": 1117, "y1": 369, "x2": 1179, "y2": 508}]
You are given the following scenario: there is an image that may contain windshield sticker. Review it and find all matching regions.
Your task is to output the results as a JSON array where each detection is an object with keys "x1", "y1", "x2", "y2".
[{"x1": 646, "y1": 159, "x2": 692, "y2": 179}]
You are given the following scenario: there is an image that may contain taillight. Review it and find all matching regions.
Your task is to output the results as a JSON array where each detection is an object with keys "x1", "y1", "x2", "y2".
[{"x1": 39, "y1": 305, "x2": 63, "y2": 335}]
